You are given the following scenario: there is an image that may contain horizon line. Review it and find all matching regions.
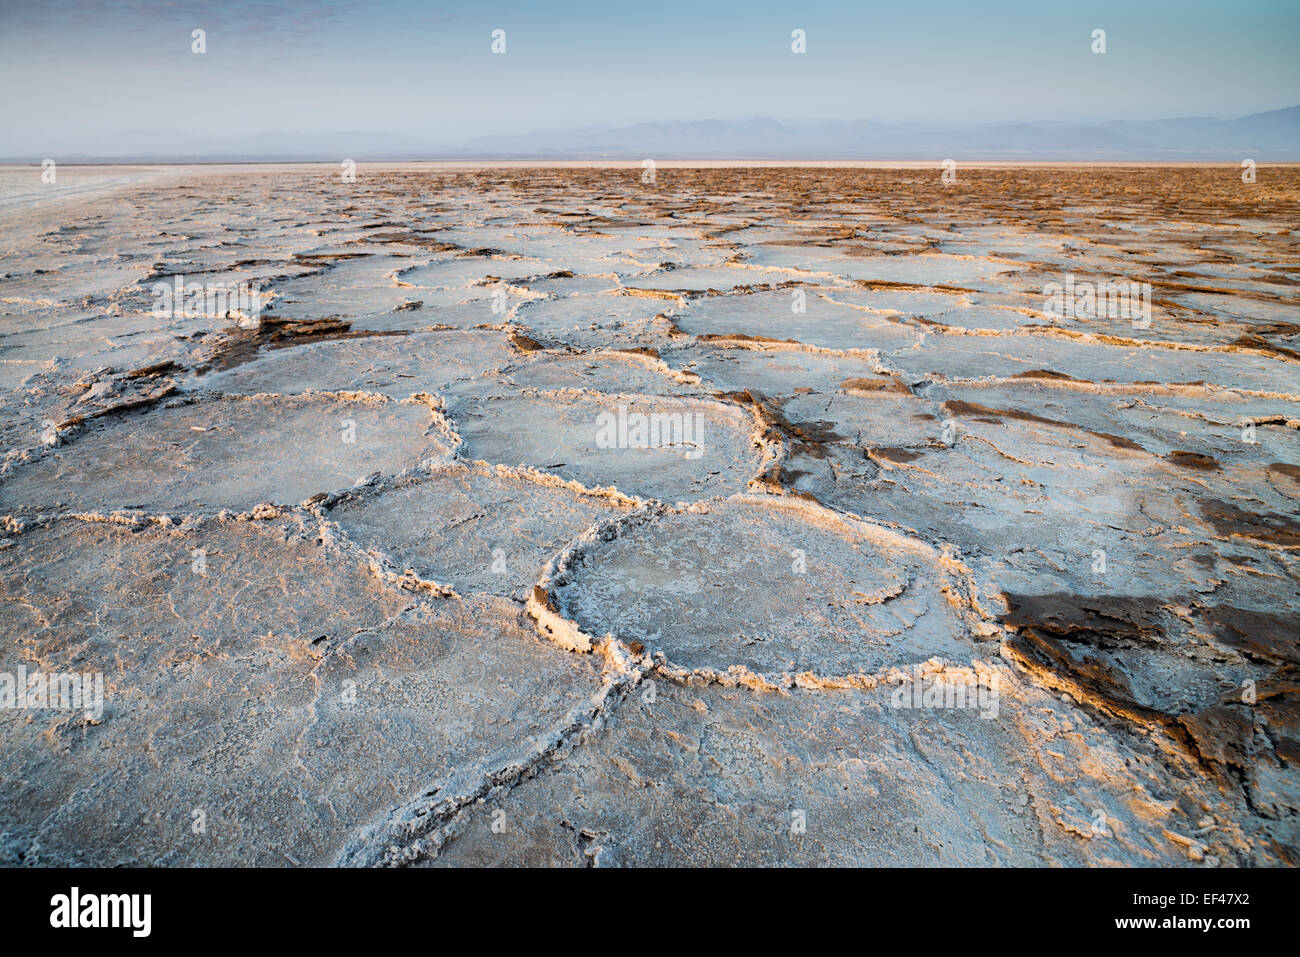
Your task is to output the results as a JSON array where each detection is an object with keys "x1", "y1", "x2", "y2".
[{"x1": 7, "y1": 159, "x2": 1300, "y2": 169}]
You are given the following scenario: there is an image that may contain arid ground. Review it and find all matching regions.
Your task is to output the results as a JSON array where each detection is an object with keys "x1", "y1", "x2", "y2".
[{"x1": 0, "y1": 164, "x2": 1296, "y2": 866}]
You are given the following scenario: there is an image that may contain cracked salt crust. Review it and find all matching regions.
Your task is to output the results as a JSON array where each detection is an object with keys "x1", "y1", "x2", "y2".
[{"x1": 0, "y1": 165, "x2": 1296, "y2": 866}]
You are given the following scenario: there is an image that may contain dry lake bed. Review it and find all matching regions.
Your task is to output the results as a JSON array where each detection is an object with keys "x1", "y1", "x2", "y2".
[{"x1": 0, "y1": 163, "x2": 1296, "y2": 866}]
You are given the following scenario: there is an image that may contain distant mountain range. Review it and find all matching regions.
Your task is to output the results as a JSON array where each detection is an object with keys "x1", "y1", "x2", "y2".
[
  {"x1": 451, "y1": 107, "x2": 1300, "y2": 161},
  {"x1": 15, "y1": 106, "x2": 1300, "y2": 163}
]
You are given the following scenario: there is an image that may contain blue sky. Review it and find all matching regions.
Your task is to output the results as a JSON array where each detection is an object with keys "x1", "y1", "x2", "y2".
[{"x1": 2, "y1": 0, "x2": 1297, "y2": 153}]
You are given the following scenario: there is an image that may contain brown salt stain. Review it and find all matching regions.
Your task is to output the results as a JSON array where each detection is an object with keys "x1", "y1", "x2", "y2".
[
  {"x1": 1003, "y1": 592, "x2": 1167, "y2": 644},
  {"x1": 943, "y1": 399, "x2": 1146, "y2": 451},
  {"x1": 124, "y1": 360, "x2": 182, "y2": 380},
  {"x1": 698, "y1": 332, "x2": 801, "y2": 345},
  {"x1": 841, "y1": 377, "x2": 911, "y2": 395},
  {"x1": 1197, "y1": 499, "x2": 1300, "y2": 547},
  {"x1": 1199, "y1": 606, "x2": 1300, "y2": 666},
  {"x1": 723, "y1": 389, "x2": 844, "y2": 458},
  {"x1": 1166, "y1": 450, "x2": 1222, "y2": 471},
  {"x1": 618, "y1": 346, "x2": 661, "y2": 360},
  {"x1": 871, "y1": 447, "x2": 923, "y2": 464},
  {"x1": 509, "y1": 331, "x2": 546, "y2": 352},
  {"x1": 1230, "y1": 334, "x2": 1300, "y2": 363},
  {"x1": 1011, "y1": 369, "x2": 1081, "y2": 381},
  {"x1": 1003, "y1": 591, "x2": 1300, "y2": 790},
  {"x1": 1176, "y1": 670, "x2": 1299, "y2": 816},
  {"x1": 196, "y1": 317, "x2": 409, "y2": 375}
]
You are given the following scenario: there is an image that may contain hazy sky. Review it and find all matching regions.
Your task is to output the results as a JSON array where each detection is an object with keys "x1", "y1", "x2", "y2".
[{"x1": 2, "y1": 0, "x2": 1297, "y2": 154}]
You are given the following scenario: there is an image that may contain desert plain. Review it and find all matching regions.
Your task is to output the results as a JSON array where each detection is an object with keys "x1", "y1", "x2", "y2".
[{"x1": 0, "y1": 163, "x2": 1296, "y2": 866}]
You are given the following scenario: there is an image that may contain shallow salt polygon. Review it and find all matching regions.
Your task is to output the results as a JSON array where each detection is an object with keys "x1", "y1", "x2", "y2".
[
  {"x1": 449, "y1": 391, "x2": 762, "y2": 503},
  {"x1": 502, "y1": 350, "x2": 700, "y2": 396},
  {"x1": 552, "y1": 495, "x2": 977, "y2": 676},
  {"x1": 0, "y1": 394, "x2": 451, "y2": 513},
  {"x1": 779, "y1": 390, "x2": 937, "y2": 447},
  {"x1": 672, "y1": 288, "x2": 918, "y2": 352},
  {"x1": 742, "y1": 245, "x2": 1027, "y2": 286},
  {"x1": 270, "y1": 254, "x2": 430, "y2": 320},
  {"x1": 623, "y1": 265, "x2": 792, "y2": 293},
  {"x1": 661, "y1": 341, "x2": 886, "y2": 398},
  {"x1": 326, "y1": 465, "x2": 632, "y2": 597},
  {"x1": 198, "y1": 330, "x2": 516, "y2": 399},
  {"x1": 888, "y1": 329, "x2": 1300, "y2": 394},
  {"x1": 511, "y1": 293, "x2": 678, "y2": 350},
  {"x1": 394, "y1": 256, "x2": 553, "y2": 289}
]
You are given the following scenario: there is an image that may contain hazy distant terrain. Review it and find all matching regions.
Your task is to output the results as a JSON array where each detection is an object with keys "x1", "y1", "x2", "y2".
[{"x1": 14, "y1": 106, "x2": 1300, "y2": 164}]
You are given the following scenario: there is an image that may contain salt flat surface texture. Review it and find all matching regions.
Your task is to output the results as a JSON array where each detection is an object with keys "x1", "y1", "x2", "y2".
[{"x1": 0, "y1": 165, "x2": 1296, "y2": 866}]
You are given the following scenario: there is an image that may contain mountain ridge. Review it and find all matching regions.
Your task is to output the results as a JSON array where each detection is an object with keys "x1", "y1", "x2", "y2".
[{"x1": 13, "y1": 106, "x2": 1299, "y2": 163}]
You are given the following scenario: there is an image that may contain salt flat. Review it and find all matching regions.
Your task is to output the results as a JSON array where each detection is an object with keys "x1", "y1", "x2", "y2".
[{"x1": 0, "y1": 164, "x2": 1296, "y2": 866}]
